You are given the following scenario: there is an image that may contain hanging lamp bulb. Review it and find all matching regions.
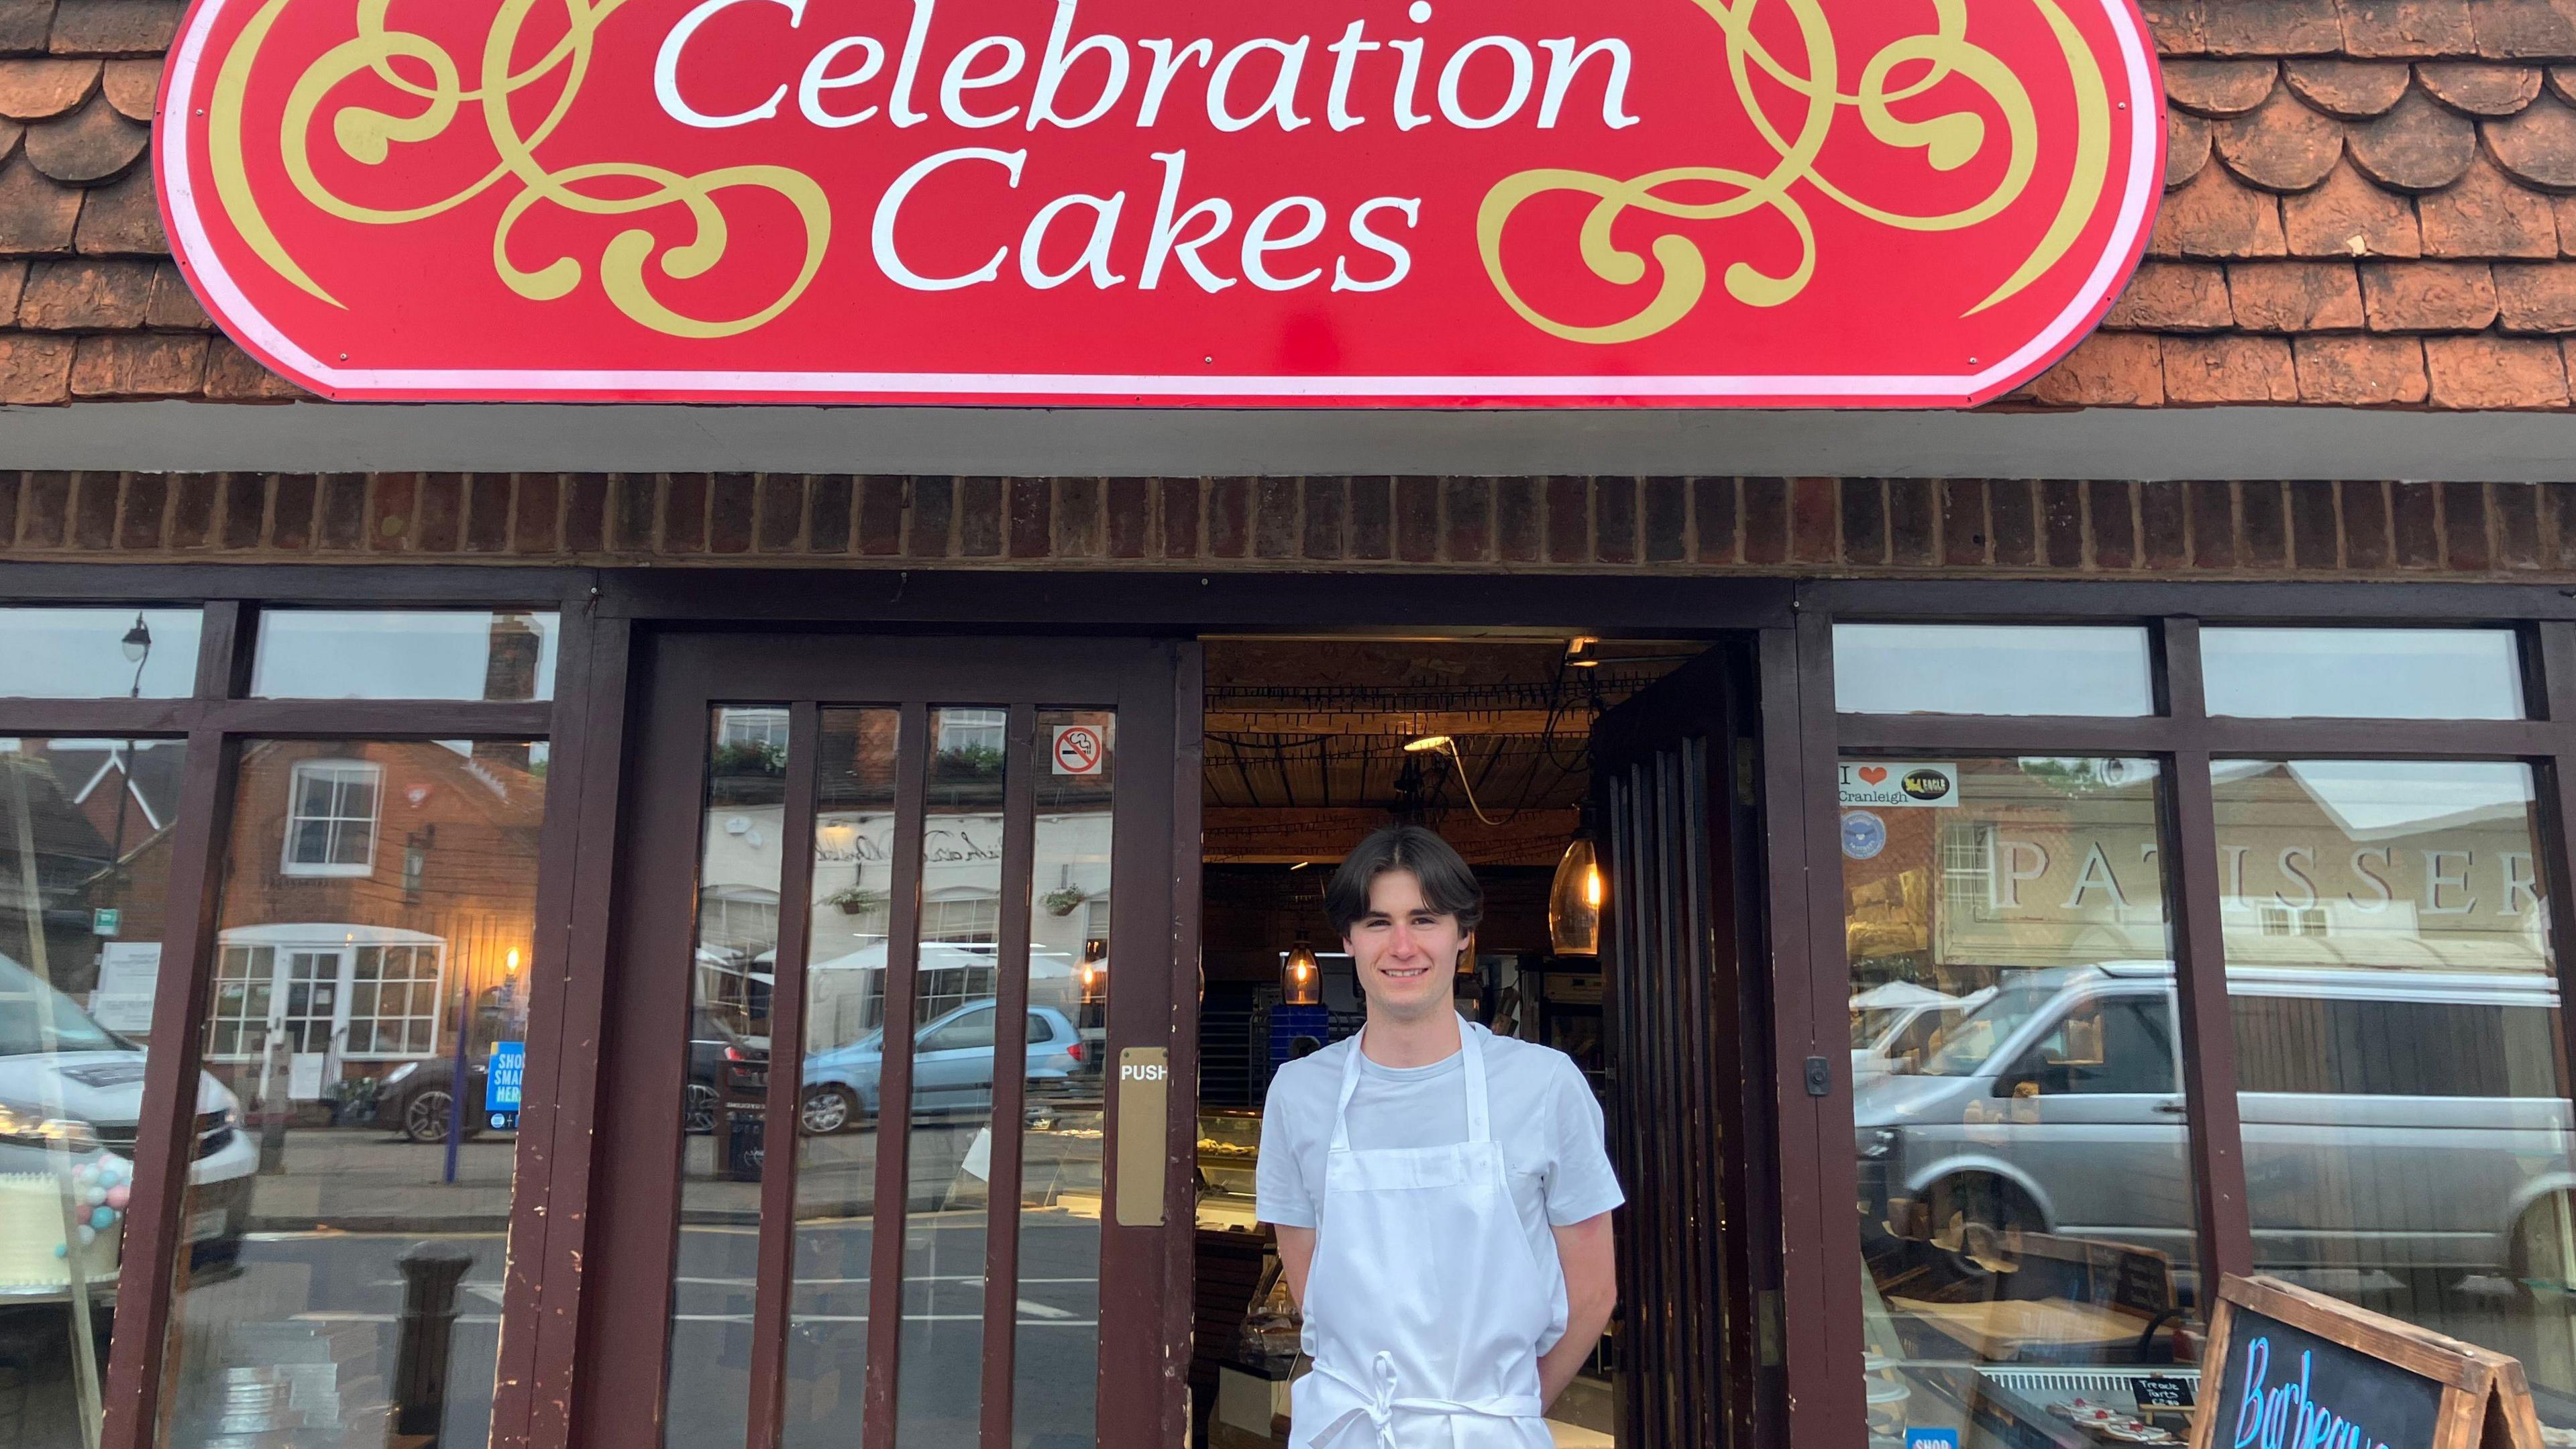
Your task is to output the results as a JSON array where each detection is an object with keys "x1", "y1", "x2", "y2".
[
  {"x1": 1283, "y1": 932, "x2": 1321, "y2": 1006},
  {"x1": 1549, "y1": 810, "x2": 1603, "y2": 957}
]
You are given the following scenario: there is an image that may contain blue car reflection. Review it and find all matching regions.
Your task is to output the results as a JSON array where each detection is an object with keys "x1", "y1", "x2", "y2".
[{"x1": 799, "y1": 1000, "x2": 1087, "y2": 1134}]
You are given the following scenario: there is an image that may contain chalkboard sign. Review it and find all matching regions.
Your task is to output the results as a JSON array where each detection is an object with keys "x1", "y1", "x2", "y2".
[
  {"x1": 2135, "y1": 1376, "x2": 2196, "y2": 1411},
  {"x1": 2209, "y1": 1299, "x2": 2443, "y2": 1449},
  {"x1": 2189, "y1": 1277, "x2": 2546, "y2": 1449}
]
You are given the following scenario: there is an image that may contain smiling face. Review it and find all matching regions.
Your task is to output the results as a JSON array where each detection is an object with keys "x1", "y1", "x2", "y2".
[{"x1": 1343, "y1": 868, "x2": 1466, "y2": 1023}]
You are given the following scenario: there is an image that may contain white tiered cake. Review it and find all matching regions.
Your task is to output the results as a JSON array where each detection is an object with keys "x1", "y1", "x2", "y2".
[{"x1": 0, "y1": 1172, "x2": 120, "y2": 1291}]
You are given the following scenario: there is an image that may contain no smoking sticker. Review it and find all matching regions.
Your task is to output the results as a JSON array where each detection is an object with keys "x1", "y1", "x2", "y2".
[{"x1": 1052, "y1": 724, "x2": 1106, "y2": 776}]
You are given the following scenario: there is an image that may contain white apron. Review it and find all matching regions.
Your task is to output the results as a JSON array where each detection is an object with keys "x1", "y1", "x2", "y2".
[{"x1": 1289, "y1": 1026, "x2": 1560, "y2": 1449}]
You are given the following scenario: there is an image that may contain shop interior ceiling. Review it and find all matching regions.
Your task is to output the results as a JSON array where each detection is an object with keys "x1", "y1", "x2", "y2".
[{"x1": 1199, "y1": 639, "x2": 1688, "y2": 868}]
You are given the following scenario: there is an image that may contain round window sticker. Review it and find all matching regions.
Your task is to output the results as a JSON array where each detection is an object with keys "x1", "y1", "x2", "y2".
[{"x1": 1841, "y1": 810, "x2": 1888, "y2": 861}]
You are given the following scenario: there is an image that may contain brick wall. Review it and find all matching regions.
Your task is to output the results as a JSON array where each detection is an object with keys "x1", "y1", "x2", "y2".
[{"x1": 3, "y1": 470, "x2": 2571, "y2": 578}]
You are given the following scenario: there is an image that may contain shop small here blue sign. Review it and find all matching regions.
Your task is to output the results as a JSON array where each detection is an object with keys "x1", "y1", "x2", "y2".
[
  {"x1": 1905, "y1": 1430, "x2": 1960, "y2": 1449},
  {"x1": 486, "y1": 1042, "x2": 525, "y2": 1129}
]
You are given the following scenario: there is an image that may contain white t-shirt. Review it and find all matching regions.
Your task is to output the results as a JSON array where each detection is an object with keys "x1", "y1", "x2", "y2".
[{"x1": 1254, "y1": 1021, "x2": 1623, "y2": 1308}]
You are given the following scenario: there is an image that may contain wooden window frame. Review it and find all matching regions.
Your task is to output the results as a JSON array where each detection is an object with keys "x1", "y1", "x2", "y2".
[{"x1": 1784, "y1": 578, "x2": 2576, "y2": 1449}]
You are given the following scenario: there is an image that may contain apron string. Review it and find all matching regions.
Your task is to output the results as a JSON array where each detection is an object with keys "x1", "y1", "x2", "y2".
[{"x1": 1304, "y1": 1351, "x2": 1544, "y2": 1449}]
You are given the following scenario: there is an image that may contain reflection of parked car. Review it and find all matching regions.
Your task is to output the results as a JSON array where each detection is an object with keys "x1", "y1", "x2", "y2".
[
  {"x1": 1850, "y1": 991, "x2": 1988, "y2": 1089},
  {"x1": 1856, "y1": 961, "x2": 2576, "y2": 1287},
  {"x1": 0, "y1": 957, "x2": 256, "y2": 1294},
  {"x1": 799, "y1": 1002, "x2": 1087, "y2": 1134},
  {"x1": 378, "y1": 1056, "x2": 493, "y2": 1144},
  {"x1": 685, "y1": 1010, "x2": 740, "y2": 1134}
]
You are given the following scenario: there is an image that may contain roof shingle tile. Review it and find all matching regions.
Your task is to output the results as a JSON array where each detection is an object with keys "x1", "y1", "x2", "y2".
[
  {"x1": 2203, "y1": 0, "x2": 2345, "y2": 57},
  {"x1": 203, "y1": 337, "x2": 303, "y2": 400},
  {"x1": 2216, "y1": 84, "x2": 2351, "y2": 189},
  {"x1": 142, "y1": 261, "x2": 203, "y2": 329},
  {"x1": 0, "y1": 149, "x2": 76, "y2": 252},
  {"x1": 0, "y1": 329, "x2": 71, "y2": 400},
  {"x1": 99, "y1": 58, "x2": 152, "y2": 121},
  {"x1": 2424, "y1": 333, "x2": 2571, "y2": 402},
  {"x1": 2163, "y1": 334, "x2": 2303, "y2": 400},
  {"x1": 0, "y1": 1, "x2": 48, "y2": 55},
  {"x1": 2419, "y1": 152, "x2": 2563, "y2": 254},
  {"x1": 67, "y1": 330, "x2": 201, "y2": 395},
  {"x1": 2481, "y1": 90, "x2": 2576, "y2": 189},
  {"x1": 2167, "y1": 58, "x2": 2284, "y2": 116},
  {"x1": 2348, "y1": 88, "x2": 2481, "y2": 189},
  {"x1": 17, "y1": 256, "x2": 152, "y2": 328},
  {"x1": 2283, "y1": 156, "x2": 2426, "y2": 254},
  {"x1": 2416, "y1": 60, "x2": 2546, "y2": 113},
  {"x1": 2284, "y1": 58, "x2": 2414, "y2": 115},
  {"x1": 2229, "y1": 260, "x2": 2369, "y2": 328},
  {"x1": 48, "y1": 2, "x2": 179, "y2": 57},
  {"x1": 2027, "y1": 333, "x2": 2167, "y2": 406},
  {"x1": 0, "y1": 56, "x2": 89, "y2": 119},
  {"x1": 2169, "y1": 110, "x2": 2215, "y2": 188},
  {"x1": 2338, "y1": 0, "x2": 2478, "y2": 58},
  {"x1": 2150, "y1": 164, "x2": 2292, "y2": 256},
  {"x1": 2493, "y1": 260, "x2": 2576, "y2": 327},
  {"x1": 23, "y1": 92, "x2": 145, "y2": 184},
  {"x1": 2359, "y1": 258, "x2": 2503, "y2": 327},
  {"x1": 70, "y1": 164, "x2": 160, "y2": 253},
  {"x1": 2294, "y1": 332, "x2": 2434, "y2": 400},
  {"x1": 2473, "y1": 0, "x2": 2576, "y2": 58},
  {"x1": 2102, "y1": 261, "x2": 2237, "y2": 329}
]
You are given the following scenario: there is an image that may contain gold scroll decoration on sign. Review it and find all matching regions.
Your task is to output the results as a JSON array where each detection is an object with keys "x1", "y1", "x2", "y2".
[
  {"x1": 1479, "y1": 0, "x2": 2113, "y2": 345},
  {"x1": 209, "y1": 0, "x2": 830, "y2": 340}
]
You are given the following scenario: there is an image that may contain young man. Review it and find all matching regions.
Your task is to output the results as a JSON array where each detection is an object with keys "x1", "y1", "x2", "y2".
[{"x1": 1256, "y1": 824, "x2": 1621, "y2": 1448}]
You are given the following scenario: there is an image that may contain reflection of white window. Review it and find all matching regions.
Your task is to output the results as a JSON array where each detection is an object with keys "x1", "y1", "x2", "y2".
[
  {"x1": 1083, "y1": 896, "x2": 1112, "y2": 939},
  {"x1": 938, "y1": 710, "x2": 1006, "y2": 754},
  {"x1": 283, "y1": 760, "x2": 381, "y2": 876},
  {"x1": 2258, "y1": 904, "x2": 2328, "y2": 938},
  {"x1": 205, "y1": 927, "x2": 447, "y2": 1062},
  {"x1": 720, "y1": 709, "x2": 790, "y2": 751},
  {"x1": 922, "y1": 894, "x2": 1000, "y2": 944},
  {"x1": 1941, "y1": 824, "x2": 1990, "y2": 913},
  {"x1": 698, "y1": 885, "x2": 781, "y2": 957}
]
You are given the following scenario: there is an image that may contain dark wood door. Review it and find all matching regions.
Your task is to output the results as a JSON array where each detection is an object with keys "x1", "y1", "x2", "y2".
[
  {"x1": 573, "y1": 633, "x2": 1200, "y2": 1449},
  {"x1": 1588, "y1": 643, "x2": 1768, "y2": 1449}
]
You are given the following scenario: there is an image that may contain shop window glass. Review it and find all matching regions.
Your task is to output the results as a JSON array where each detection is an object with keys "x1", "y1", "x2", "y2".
[
  {"x1": 0, "y1": 737, "x2": 191, "y2": 1446},
  {"x1": 1833, "y1": 625, "x2": 2155, "y2": 717},
  {"x1": 251, "y1": 611, "x2": 559, "y2": 701},
  {"x1": 2212, "y1": 760, "x2": 2576, "y2": 1428},
  {"x1": 1842, "y1": 757, "x2": 2200, "y2": 1446},
  {"x1": 2202, "y1": 629, "x2": 2526, "y2": 719},
  {"x1": 665, "y1": 707, "x2": 792, "y2": 1449},
  {"x1": 0, "y1": 608, "x2": 201, "y2": 698},
  {"x1": 162, "y1": 739, "x2": 545, "y2": 1449}
]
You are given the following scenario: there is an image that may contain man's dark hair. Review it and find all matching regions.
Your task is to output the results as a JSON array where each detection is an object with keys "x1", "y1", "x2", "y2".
[{"x1": 1324, "y1": 824, "x2": 1484, "y2": 938}]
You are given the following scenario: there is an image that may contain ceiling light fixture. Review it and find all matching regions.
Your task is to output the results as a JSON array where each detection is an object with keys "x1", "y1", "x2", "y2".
[
  {"x1": 1283, "y1": 932, "x2": 1321, "y2": 1006},
  {"x1": 1564, "y1": 636, "x2": 1601, "y2": 669},
  {"x1": 1400, "y1": 735, "x2": 1499, "y2": 826},
  {"x1": 1549, "y1": 804, "x2": 1605, "y2": 957}
]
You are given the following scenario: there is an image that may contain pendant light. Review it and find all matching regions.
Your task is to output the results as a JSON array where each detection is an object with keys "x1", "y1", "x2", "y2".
[
  {"x1": 1283, "y1": 932, "x2": 1322, "y2": 1006},
  {"x1": 1549, "y1": 808, "x2": 1604, "y2": 957},
  {"x1": 1077, "y1": 938, "x2": 1108, "y2": 1003}
]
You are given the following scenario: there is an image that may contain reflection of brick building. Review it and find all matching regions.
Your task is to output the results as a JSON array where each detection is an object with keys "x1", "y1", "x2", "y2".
[
  {"x1": 0, "y1": 741, "x2": 184, "y2": 1008},
  {"x1": 117, "y1": 738, "x2": 545, "y2": 1098}
]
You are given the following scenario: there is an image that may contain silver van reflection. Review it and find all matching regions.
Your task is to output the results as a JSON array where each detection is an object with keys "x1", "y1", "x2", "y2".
[{"x1": 1854, "y1": 961, "x2": 2576, "y2": 1287}]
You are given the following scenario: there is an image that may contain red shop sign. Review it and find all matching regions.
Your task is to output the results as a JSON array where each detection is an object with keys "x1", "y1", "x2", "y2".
[{"x1": 157, "y1": 0, "x2": 2162, "y2": 407}]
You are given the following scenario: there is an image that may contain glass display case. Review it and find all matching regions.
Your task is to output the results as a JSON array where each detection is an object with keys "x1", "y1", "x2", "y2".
[{"x1": 1197, "y1": 1107, "x2": 1265, "y2": 1232}]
